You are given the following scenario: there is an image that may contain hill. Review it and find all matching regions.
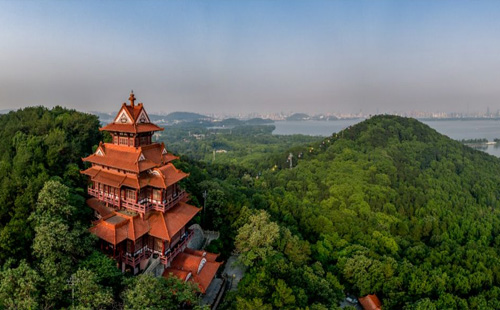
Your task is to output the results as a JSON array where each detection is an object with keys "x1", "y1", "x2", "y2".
[
  {"x1": 220, "y1": 115, "x2": 500, "y2": 309},
  {"x1": 164, "y1": 111, "x2": 210, "y2": 122},
  {"x1": 286, "y1": 112, "x2": 310, "y2": 121}
]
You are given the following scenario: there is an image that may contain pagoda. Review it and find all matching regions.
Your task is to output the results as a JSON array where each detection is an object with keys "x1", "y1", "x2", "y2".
[{"x1": 82, "y1": 92, "x2": 221, "y2": 293}]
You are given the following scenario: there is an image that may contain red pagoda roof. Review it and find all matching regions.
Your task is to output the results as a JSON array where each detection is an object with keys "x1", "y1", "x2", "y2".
[
  {"x1": 82, "y1": 142, "x2": 178, "y2": 174},
  {"x1": 88, "y1": 200, "x2": 200, "y2": 244},
  {"x1": 87, "y1": 198, "x2": 114, "y2": 218},
  {"x1": 163, "y1": 250, "x2": 222, "y2": 293},
  {"x1": 100, "y1": 92, "x2": 164, "y2": 134},
  {"x1": 82, "y1": 162, "x2": 187, "y2": 190},
  {"x1": 148, "y1": 201, "x2": 200, "y2": 240},
  {"x1": 100, "y1": 122, "x2": 163, "y2": 134}
]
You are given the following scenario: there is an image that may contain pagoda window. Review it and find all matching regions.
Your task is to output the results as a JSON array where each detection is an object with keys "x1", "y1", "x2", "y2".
[
  {"x1": 152, "y1": 189, "x2": 162, "y2": 201},
  {"x1": 139, "y1": 136, "x2": 149, "y2": 146},
  {"x1": 119, "y1": 137, "x2": 128, "y2": 145},
  {"x1": 113, "y1": 135, "x2": 118, "y2": 144},
  {"x1": 126, "y1": 189, "x2": 136, "y2": 201},
  {"x1": 154, "y1": 238, "x2": 163, "y2": 253},
  {"x1": 135, "y1": 238, "x2": 143, "y2": 252},
  {"x1": 126, "y1": 240, "x2": 133, "y2": 254}
]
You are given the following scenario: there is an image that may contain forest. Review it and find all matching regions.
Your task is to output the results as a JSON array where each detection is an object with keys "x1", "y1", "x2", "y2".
[
  {"x1": 0, "y1": 107, "x2": 206, "y2": 309},
  {"x1": 165, "y1": 116, "x2": 500, "y2": 310},
  {"x1": 2, "y1": 107, "x2": 500, "y2": 309}
]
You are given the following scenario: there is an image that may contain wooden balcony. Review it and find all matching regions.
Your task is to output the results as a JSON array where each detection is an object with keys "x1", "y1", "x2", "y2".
[
  {"x1": 87, "y1": 188, "x2": 187, "y2": 214},
  {"x1": 150, "y1": 191, "x2": 187, "y2": 212},
  {"x1": 121, "y1": 246, "x2": 151, "y2": 267},
  {"x1": 160, "y1": 229, "x2": 194, "y2": 267}
]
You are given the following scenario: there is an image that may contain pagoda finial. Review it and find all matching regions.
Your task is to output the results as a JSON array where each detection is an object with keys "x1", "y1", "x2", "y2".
[{"x1": 129, "y1": 90, "x2": 135, "y2": 107}]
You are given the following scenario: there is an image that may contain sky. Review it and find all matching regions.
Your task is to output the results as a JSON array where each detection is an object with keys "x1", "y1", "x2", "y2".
[{"x1": 2, "y1": 0, "x2": 500, "y2": 115}]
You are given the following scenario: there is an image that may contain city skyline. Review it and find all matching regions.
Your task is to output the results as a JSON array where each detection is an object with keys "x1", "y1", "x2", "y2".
[{"x1": 2, "y1": 1, "x2": 500, "y2": 115}]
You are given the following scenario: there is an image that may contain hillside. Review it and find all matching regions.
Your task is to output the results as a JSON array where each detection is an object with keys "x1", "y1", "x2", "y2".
[
  {"x1": 164, "y1": 111, "x2": 210, "y2": 122},
  {"x1": 212, "y1": 115, "x2": 500, "y2": 310},
  {"x1": 286, "y1": 113, "x2": 310, "y2": 121}
]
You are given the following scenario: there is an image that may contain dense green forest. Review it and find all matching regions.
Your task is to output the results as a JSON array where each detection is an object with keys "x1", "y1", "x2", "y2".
[
  {"x1": 164, "y1": 116, "x2": 500, "y2": 310},
  {"x1": 3, "y1": 108, "x2": 500, "y2": 309},
  {"x1": 0, "y1": 108, "x2": 206, "y2": 309}
]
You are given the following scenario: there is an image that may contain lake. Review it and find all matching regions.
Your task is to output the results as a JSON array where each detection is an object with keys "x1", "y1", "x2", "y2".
[{"x1": 273, "y1": 119, "x2": 500, "y2": 157}]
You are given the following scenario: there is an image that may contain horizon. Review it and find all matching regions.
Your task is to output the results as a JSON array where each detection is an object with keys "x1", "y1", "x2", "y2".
[{"x1": 2, "y1": 1, "x2": 500, "y2": 115}]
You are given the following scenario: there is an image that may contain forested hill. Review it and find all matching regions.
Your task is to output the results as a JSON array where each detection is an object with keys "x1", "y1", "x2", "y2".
[{"x1": 241, "y1": 115, "x2": 500, "y2": 309}]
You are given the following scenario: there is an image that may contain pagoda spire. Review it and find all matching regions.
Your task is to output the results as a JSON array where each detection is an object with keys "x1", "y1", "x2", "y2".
[{"x1": 129, "y1": 90, "x2": 136, "y2": 107}]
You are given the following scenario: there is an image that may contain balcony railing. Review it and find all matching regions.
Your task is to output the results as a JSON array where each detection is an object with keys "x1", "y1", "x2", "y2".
[
  {"x1": 150, "y1": 191, "x2": 187, "y2": 212},
  {"x1": 160, "y1": 230, "x2": 194, "y2": 267},
  {"x1": 87, "y1": 188, "x2": 187, "y2": 214},
  {"x1": 121, "y1": 246, "x2": 151, "y2": 266},
  {"x1": 120, "y1": 230, "x2": 194, "y2": 267}
]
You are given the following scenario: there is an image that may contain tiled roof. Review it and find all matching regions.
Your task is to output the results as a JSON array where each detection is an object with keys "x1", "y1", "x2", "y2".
[
  {"x1": 184, "y1": 248, "x2": 219, "y2": 262},
  {"x1": 89, "y1": 211, "x2": 151, "y2": 245},
  {"x1": 164, "y1": 249, "x2": 222, "y2": 293},
  {"x1": 138, "y1": 163, "x2": 188, "y2": 189},
  {"x1": 164, "y1": 202, "x2": 200, "y2": 238},
  {"x1": 100, "y1": 123, "x2": 163, "y2": 134},
  {"x1": 88, "y1": 201, "x2": 200, "y2": 244},
  {"x1": 163, "y1": 269, "x2": 191, "y2": 281},
  {"x1": 82, "y1": 143, "x2": 178, "y2": 174},
  {"x1": 148, "y1": 202, "x2": 200, "y2": 241},
  {"x1": 86, "y1": 198, "x2": 114, "y2": 218},
  {"x1": 100, "y1": 101, "x2": 164, "y2": 134},
  {"x1": 148, "y1": 211, "x2": 170, "y2": 240},
  {"x1": 82, "y1": 167, "x2": 140, "y2": 189},
  {"x1": 358, "y1": 294, "x2": 382, "y2": 310}
]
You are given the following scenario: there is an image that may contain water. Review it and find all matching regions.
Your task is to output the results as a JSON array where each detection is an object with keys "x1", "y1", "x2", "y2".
[{"x1": 272, "y1": 119, "x2": 500, "y2": 157}]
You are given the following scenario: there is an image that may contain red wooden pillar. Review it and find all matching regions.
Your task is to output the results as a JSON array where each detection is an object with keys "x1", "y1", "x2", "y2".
[{"x1": 162, "y1": 240, "x2": 165, "y2": 255}]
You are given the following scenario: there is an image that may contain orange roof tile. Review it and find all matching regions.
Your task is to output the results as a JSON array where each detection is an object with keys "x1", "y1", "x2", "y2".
[
  {"x1": 165, "y1": 202, "x2": 200, "y2": 238},
  {"x1": 86, "y1": 198, "x2": 114, "y2": 218},
  {"x1": 82, "y1": 167, "x2": 140, "y2": 189},
  {"x1": 163, "y1": 269, "x2": 191, "y2": 281},
  {"x1": 100, "y1": 98, "x2": 164, "y2": 134},
  {"x1": 147, "y1": 211, "x2": 170, "y2": 240},
  {"x1": 127, "y1": 215, "x2": 150, "y2": 241},
  {"x1": 90, "y1": 217, "x2": 128, "y2": 245},
  {"x1": 358, "y1": 294, "x2": 382, "y2": 310},
  {"x1": 89, "y1": 212, "x2": 150, "y2": 245},
  {"x1": 165, "y1": 250, "x2": 222, "y2": 293},
  {"x1": 170, "y1": 252, "x2": 204, "y2": 272},
  {"x1": 183, "y1": 248, "x2": 219, "y2": 262},
  {"x1": 100, "y1": 122, "x2": 163, "y2": 134},
  {"x1": 147, "y1": 202, "x2": 200, "y2": 241},
  {"x1": 192, "y1": 261, "x2": 222, "y2": 293},
  {"x1": 83, "y1": 143, "x2": 177, "y2": 174}
]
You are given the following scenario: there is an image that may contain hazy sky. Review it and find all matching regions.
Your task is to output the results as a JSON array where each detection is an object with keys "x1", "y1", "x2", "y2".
[{"x1": 2, "y1": 0, "x2": 500, "y2": 115}]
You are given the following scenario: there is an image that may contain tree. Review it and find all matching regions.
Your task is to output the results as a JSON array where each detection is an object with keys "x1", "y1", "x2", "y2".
[
  {"x1": 0, "y1": 260, "x2": 40, "y2": 310},
  {"x1": 122, "y1": 273, "x2": 199, "y2": 310},
  {"x1": 78, "y1": 251, "x2": 124, "y2": 296},
  {"x1": 235, "y1": 297, "x2": 272, "y2": 310},
  {"x1": 235, "y1": 210, "x2": 280, "y2": 267},
  {"x1": 71, "y1": 268, "x2": 113, "y2": 310},
  {"x1": 31, "y1": 180, "x2": 94, "y2": 309},
  {"x1": 271, "y1": 279, "x2": 296, "y2": 309}
]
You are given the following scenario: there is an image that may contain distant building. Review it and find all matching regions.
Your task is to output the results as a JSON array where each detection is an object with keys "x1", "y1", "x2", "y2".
[
  {"x1": 358, "y1": 294, "x2": 382, "y2": 310},
  {"x1": 82, "y1": 92, "x2": 221, "y2": 293}
]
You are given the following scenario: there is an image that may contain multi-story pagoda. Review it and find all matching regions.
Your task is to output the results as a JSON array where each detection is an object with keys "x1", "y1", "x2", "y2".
[{"x1": 82, "y1": 92, "x2": 221, "y2": 293}]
